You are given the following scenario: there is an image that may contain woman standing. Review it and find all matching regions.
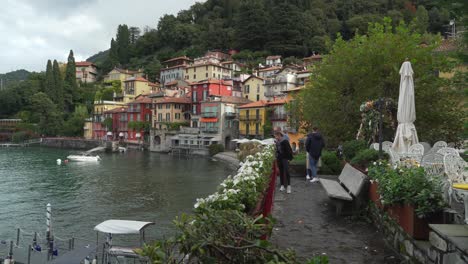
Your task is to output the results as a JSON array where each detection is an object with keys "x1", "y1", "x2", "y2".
[{"x1": 275, "y1": 131, "x2": 293, "y2": 194}]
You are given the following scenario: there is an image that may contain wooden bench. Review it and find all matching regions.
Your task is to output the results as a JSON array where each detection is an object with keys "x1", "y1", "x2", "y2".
[{"x1": 319, "y1": 163, "x2": 368, "y2": 215}]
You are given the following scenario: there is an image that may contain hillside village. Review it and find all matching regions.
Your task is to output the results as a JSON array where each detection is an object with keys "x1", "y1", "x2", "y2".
[{"x1": 80, "y1": 51, "x2": 322, "y2": 154}]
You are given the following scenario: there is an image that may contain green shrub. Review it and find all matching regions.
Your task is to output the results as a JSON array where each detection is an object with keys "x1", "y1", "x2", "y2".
[
  {"x1": 11, "y1": 131, "x2": 31, "y2": 143},
  {"x1": 350, "y1": 149, "x2": 385, "y2": 170},
  {"x1": 208, "y1": 144, "x2": 225, "y2": 156},
  {"x1": 320, "y1": 150, "x2": 343, "y2": 175},
  {"x1": 342, "y1": 140, "x2": 367, "y2": 161}
]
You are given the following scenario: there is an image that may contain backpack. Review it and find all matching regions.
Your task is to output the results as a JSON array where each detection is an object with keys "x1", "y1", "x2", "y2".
[{"x1": 284, "y1": 141, "x2": 294, "y2": 161}]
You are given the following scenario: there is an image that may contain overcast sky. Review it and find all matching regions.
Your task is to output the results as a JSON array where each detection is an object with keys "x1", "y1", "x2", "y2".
[{"x1": 0, "y1": 0, "x2": 199, "y2": 73}]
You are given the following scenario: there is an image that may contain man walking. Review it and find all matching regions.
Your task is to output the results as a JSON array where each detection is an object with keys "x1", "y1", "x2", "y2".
[{"x1": 305, "y1": 127, "x2": 325, "y2": 183}]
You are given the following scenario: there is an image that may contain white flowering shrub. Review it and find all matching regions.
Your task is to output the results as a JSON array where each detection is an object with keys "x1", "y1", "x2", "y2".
[{"x1": 194, "y1": 144, "x2": 276, "y2": 214}]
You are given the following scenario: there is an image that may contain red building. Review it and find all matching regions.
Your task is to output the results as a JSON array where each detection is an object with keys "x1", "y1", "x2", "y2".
[
  {"x1": 126, "y1": 96, "x2": 153, "y2": 141},
  {"x1": 190, "y1": 79, "x2": 233, "y2": 115},
  {"x1": 104, "y1": 107, "x2": 128, "y2": 140}
]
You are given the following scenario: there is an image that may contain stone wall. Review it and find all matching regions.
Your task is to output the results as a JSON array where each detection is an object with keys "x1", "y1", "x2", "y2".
[
  {"x1": 41, "y1": 138, "x2": 101, "y2": 150},
  {"x1": 368, "y1": 203, "x2": 468, "y2": 264}
]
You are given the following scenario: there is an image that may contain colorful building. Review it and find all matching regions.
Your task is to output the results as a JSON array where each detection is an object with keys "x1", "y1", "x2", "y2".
[
  {"x1": 118, "y1": 76, "x2": 158, "y2": 103},
  {"x1": 257, "y1": 66, "x2": 281, "y2": 79},
  {"x1": 83, "y1": 119, "x2": 93, "y2": 139},
  {"x1": 160, "y1": 56, "x2": 192, "y2": 86},
  {"x1": 152, "y1": 97, "x2": 191, "y2": 130},
  {"x1": 75, "y1": 61, "x2": 98, "y2": 83},
  {"x1": 266, "y1": 55, "x2": 282, "y2": 67},
  {"x1": 238, "y1": 100, "x2": 268, "y2": 139},
  {"x1": 242, "y1": 75, "x2": 265, "y2": 101},
  {"x1": 92, "y1": 100, "x2": 126, "y2": 140},
  {"x1": 185, "y1": 63, "x2": 233, "y2": 83},
  {"x1": 190, "y1": 79, "x2": 233, "y2": 128},
  {"x1": 127, "y1": 96, "x2": 153, "y2": 142},
  {"x1": 104, "y1": 68, "x2": 143, "y2": 83},
  {"x1": 264, "y1": 67, "x2": 298, "y2": 100}
]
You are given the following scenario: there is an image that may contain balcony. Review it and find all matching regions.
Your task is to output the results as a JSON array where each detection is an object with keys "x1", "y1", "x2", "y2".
[
  {"x1": 239, "y1": 115, "x2": 261, "y2": 121},
  {"x1": 201, "y1": 127, "x2": 219, "y2": 133},
  {"x1": 201, "y1": 112, "x2": 217, "y2": 118},
  {"x1": 270, "y1": 113, "x2": 288, "y2": 120}
]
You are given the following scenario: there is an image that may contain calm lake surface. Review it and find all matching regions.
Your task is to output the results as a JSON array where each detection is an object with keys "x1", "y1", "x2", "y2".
[{"x1": 0, "y1": 147, "x2": 230, "y2": 248}]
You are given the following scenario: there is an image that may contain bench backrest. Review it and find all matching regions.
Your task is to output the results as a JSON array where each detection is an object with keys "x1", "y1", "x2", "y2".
[{"x1": 338, "y1": 163, "x2": 368, "y2": 197}]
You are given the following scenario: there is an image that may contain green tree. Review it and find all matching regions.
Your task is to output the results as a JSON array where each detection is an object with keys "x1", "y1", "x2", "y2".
[
  {"x1": 44, "y1": 60, "x2": 54, "y2": 97},
  {"x1": 62, "y1": 105, "x2": 88, "y2": 136},
  {"x1": 64, "y1": 50, "x2": 78, "y2": 113},
  {"x1": 411, "y1": 5, "x2": 429, "y2": 34},
  {"x1": 233, "y1": 0, "x2": 268, "y2": 51},
  {"x1": 297, "y1": 18, "x2": 463, "y2": 146},
  {"x1": 52, "y1": 60, "x2": 64, "y2": 111},
  {"x1": 116, "y1": 24, "x2": 131, "y2": 64},
  {"x1": 29, "y1": 92, "x2": 62, "y2": 136}
]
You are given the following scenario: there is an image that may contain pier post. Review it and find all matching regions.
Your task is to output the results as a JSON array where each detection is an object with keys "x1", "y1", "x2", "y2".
[
  {"x1": 16, "y1": 228, "x2": 20, "y2": 246},
  {"x1": 27, "y1": 245, "x2": 32, "y2": 264}
]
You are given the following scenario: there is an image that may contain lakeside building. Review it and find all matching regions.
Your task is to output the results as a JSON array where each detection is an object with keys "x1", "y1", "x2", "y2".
[
  {"x1": 83, "y1": 118, "x2": 93, "y2": 139},
  {"x1": 302, "y1": 54, "x2": 323, "y2": 67},
  {"x1": 75, "y1": 61, "x2": 98, "y2": 83},
  {"x1": 238, "y1": 100, "x2": 268, "y2": 139},
  {"x1": 103, "y1": 107, "x2": 128, "y2": 141},
  {"x1": 257, "y1": 66, "x2": 282, "y2": 79},
  {"x1": 242, "y1": 75, "x2": 266, "y2": 101},
  {"x1": 266, "y1": 55, "x2": 282, "y2": 67},
  {"x1": 184, "y1": 63, "x2": 233, "y2": 83},
  {"x1": 160, "y1": 56, "x2": 192, "y2": 86},
  {"x1": 190, "y1": 79, "x2": 233, "y2": 128},
  {"x1": 92, "y1": 100, "x2": 126, "y2": 140},
  {"x1": 126, "y1": 96, "x2": 153, "y2": 142},
  {"x1": 171, "y1": 95, "x2": 251, "y2": 152},
  {"x1": 264, "y1": 67, "x2": 299, "y2": 100},
  {"x1": 104, "y1": 68, "x2": 144, "y2": 83},
  {"x1": 117, "y1": 76, "x2": 159, "y2": 103}
]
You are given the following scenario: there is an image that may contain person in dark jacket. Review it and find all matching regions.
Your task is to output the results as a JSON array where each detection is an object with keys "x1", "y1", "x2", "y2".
[
  {"x1": 275, "y1": 131, "x2": 293, "y2": 193},
  {"x1": 305, "y1": 127, "x2": 325, "y2": 183}
]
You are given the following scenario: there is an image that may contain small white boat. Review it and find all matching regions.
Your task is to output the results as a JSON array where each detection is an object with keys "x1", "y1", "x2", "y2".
[{"x1": 67, "y1": 155, "x2": 101, "y2": 162}]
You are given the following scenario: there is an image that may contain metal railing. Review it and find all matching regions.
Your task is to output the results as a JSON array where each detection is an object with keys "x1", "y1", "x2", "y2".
[{"x1": 201, "y1": 112, "x2": 218, "y2": 118}]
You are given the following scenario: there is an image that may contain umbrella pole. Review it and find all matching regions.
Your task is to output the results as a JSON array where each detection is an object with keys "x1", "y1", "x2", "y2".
[{"x1": 378, "y1": 98, "x2": 383, "y2": 159}]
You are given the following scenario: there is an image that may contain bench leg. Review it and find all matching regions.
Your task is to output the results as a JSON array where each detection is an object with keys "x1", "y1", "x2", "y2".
[{"x1": 335, "y1": 201, "x2": 344, "y2": 216}]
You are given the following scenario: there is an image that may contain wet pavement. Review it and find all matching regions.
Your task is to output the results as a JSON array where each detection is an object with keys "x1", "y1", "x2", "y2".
[{"x1": 270, "y1": 175, "x2": 402, "y2": 264}]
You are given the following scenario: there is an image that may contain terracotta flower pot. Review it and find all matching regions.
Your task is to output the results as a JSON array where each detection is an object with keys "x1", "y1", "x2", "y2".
[
  {"x1": 368, "y1": 181, "x2": 383, "y2": 209},
  {"x1": 385, "y1": 204, "x2": 443, "y2": 240}
]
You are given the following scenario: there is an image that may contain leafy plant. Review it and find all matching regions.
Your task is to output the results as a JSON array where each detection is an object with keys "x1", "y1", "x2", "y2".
[
  {"x1": 342, "y1": 140, "x2": 367, "y2": 161},
  {"x1": 320, "y1": 150, "x2": 343, "y2": 175},
  {"x1": 350, "y1": 149, "x2": 386, "y2": 170},
  {"x1": 368, "y1": 162, "x2": 447, "y2": 217}
]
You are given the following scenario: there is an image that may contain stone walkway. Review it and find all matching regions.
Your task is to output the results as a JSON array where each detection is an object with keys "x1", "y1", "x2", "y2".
[{"x1": 270, "y1": 175, "x2": 401, "y2": 264}]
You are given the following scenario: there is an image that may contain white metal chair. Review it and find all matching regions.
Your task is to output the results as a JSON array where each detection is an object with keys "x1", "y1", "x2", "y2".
[
  {"x1": 419, "y1": 142, "x2": 431, "y2": 155},
  {"x1": 443, "y1": 153, "x2": 468, "y2": 183},
  {"x1": 428, "y1": 141, "x2": 447, "y2": 154},
  {"x1": 437, "y1": 147, "x2": 460, "y2": 157},
  {"x1": 370, "y1": 143, "x2": 379, "y2": 150},
  {"x1": 422, "y1": 153, "x2": 444, "y2": 176}
]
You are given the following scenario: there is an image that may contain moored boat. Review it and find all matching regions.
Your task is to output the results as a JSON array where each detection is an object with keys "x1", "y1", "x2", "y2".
[{"x1": 66, "y1": 155, "x2": 101, "y2": 162}]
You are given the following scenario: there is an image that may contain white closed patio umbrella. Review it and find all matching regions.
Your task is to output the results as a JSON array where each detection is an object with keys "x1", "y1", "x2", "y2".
[{"x1": 392, "y1": 60, "x2": 419, "y2": 153}]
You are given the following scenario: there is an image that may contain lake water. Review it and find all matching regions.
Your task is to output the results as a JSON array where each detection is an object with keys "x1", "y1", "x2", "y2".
[{"x1": 0, "y1": 147, "x2": 230, "y2": 256}]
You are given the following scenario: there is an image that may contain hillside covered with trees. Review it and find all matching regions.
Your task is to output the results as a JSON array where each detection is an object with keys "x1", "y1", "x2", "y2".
[{"x1": 89, "y1": 0, "x2": 464, "y2": 80}]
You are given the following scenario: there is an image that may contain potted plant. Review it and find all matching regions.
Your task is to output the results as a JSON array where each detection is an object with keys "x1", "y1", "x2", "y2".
[{"x1": 368, "y1": 161, "x2": 446, "y2": 240}]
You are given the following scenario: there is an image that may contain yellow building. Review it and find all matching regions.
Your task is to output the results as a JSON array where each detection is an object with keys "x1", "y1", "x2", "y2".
[
  {"x1": 184, "y1": 63, "x2": 232, "y2": 83},
  {"x1": 152, "y1": 97, "x2": 191, "y2": 130},
  {"x1": 119, "y1": 77, "x2": 158, "y2": 103},
  {"x1": 242, "y1": 75, "x2": 265, "y2": 101},
  {"x1": 83, "y1": 119, "x2": 93, "y2": 139},
  {"x1": 104, "y1": 68, "x2": 143, "y2": 82},
  {"x1": 238, "y1": 100, "x2": 268, "y2": 139}
]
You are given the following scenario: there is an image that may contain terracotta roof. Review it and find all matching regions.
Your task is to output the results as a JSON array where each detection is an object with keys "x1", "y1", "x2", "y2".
[
  {"x1": 267, "y1": 98, "x2": 289, "y2": 105},
  {"x1": 166, "y1": 80, "x2": 179, "y2": 86},
  {"x1": 434, "y1": 39, "x2": 457, "y2": 52},
  {"x1": 258, "y1": 66, "x2": 282, "y2": 72},
  {"x1": 129, "y1": 97, "x2": 153, "y2": 104},
  {"x1": 154, "y1": 97, "x2": 191, "y2": 104},
  {"x1": 238, "y1": 100, "x2": 268, "y2": 109},
  {"x1": 149, "y1": 82, "x2": 158, "y2": 87},
  {"x1": 266, "y1": 55, "x2": 282, "y2": 60},
  {"x1": 104, "y1": 107, "x2": 127, "y2": 113},
  {"x1": 160, "y1": 64, "x2": 188, "y2": 71},
  {"x1": 163, "y1": 56, "x2": 192, "y2": 63},
  {"x1": 191, "y1": 79, "x2": 233, "y2": 85},
  {"x1": 242, "y1": 75, "x2": 264, "y2": 83},
  {"x1": 124, "y1": 76, "x2": 149, "y2": 82},
  {"x1": 283, "y1": 86, "x2": 305, "y2": 93},
  {"x1": 76, "y1": 61, "x2": 95, "y2": 67}
]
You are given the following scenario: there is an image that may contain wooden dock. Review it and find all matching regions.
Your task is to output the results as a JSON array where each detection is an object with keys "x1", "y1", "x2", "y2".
[{"x1": 0, "y1": 138, "x2": 42, "y2": 147}]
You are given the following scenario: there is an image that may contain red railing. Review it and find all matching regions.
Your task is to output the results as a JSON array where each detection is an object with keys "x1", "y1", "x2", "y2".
[{"x1": 262, "y1": 161, "x2": 278, "y2": 218}]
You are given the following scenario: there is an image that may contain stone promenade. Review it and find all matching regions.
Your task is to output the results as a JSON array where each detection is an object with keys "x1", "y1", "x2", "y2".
[{"x1": 270, "y1": 175, "x2": 402, "y2": 264}]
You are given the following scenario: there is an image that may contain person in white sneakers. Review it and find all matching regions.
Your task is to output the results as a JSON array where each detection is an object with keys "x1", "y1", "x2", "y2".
[
  {"x1": 275, "y1": 131, "x2": 293, "y2": 193},
  {"x1": 305, "y1": 127, "x2": 325, "y2": 183}
]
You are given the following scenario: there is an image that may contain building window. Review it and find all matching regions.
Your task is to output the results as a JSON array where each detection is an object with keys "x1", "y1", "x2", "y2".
[
  {"x1": 137, "y1": 115, "x2": 141, "y2": 121},
  {"x1": 213, "y1": 73, "x2": 216, "y2": 78},
  {"x1": 175, "y1": 113, "x2": 180, "y2": 119},
  {"x1": 192, "y1": 92, "x2": 197, "y2": 102},
  {"x1": 166, "y1": 104, "x2": 170, "y2": 109},
  {"x1": 166, "y1": 113, "x2": 170, "y2": 121},
  {"x1": 158, "y1": 104, "x2": 162, "y2": 109},
  {"x1": 145, "y1": 114, "x2": 150, "y2": 121},
  {"x1": 194, "y1": 67, "x2": 196, "y2": 72},
  {"x1": 203, "y1": 90, "x2": 208, "y2": 101},
  {"x1": 193, "y1": 74, "x2": 196, "y2": 79},
  {"x1": 206, "y1": 65, "x2": 208, "y2": 70},
  {"x1": 192, "y1": 105, "x2": 197, "y2": 114},
  {"x1": 257, "y1": 84, "x2": 260, "y2": 93},
  {"x1": 130, "y1": 115, "x2": 134, "y2": 121},
  {"x1": 206, "y1": 72, "x2": 208, "y2": 78},
  {"x1": 256, "y1": 94, "x2": 260, "y2": 101}
]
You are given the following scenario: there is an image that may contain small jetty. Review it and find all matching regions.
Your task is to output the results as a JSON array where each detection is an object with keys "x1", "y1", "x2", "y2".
[{"x1": 0, "y1": 138, "x2": 42, "y2": 148}]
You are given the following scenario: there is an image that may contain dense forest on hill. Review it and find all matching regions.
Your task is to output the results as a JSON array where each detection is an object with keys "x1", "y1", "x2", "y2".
[
  {"x1": 0, "y1": 70, "x2": 31, "y2": 89},
  {"x1": 88, "y1": 0, "x2": 465, "y2": 80}
]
